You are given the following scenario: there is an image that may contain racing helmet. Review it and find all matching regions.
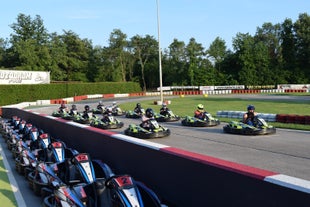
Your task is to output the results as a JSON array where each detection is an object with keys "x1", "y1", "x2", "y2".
[
  {"x1": 136, "y1": 103, "x2": 141, "y2": 108},
  {"x1": 112, "y1": 101, "x2": 117, "y2": 106},
  {"x1": 106, "y1": 107, "x2": 113, "y2": 113},
  {"x1": 162, "y1": 103, "x2": 167, "y2": 108},
  {"x1": 84, "y1": 105, "x2": 90, "y2": 111},
  {"x1": 247, "y1": 105, "x2": 255, "y2": 111},
  {"x1": 197, "y1": 104, "x2": 204, "y2": 110},
  {"x1": 61, "y1": 103, "x2": 66, "y2": 108},
  {"x1": 99, "y1": 101, "x2": 103, "y2": 105},
  {"x1": 72, "y1": 104, "x2": 77, "y2": 110},
  {"x1": 145, "y1": 108, "x2": 154, "y2": 118}
]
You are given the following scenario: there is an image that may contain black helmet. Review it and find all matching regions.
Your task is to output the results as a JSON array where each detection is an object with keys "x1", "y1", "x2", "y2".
[
  {"x1": 136, "y1": 103, "x2": 141, "y2": 108},
  {"x1": 85, "y1": 105, "x2": 90, "y2": 110},
  {"x1": 145, "y1": 108, "x2": 154, "y2": 118},
  {"x1": 72, "y1": 104, "x2": 77, "y2": 109},
  {"x1": 247, "y1": 105, "x2": 255, "y2": 111}
]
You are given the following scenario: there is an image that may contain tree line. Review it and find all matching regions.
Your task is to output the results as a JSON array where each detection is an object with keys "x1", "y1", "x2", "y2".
[{"x1": 0, "y1": 13, "x2": 309, "y2": 91}]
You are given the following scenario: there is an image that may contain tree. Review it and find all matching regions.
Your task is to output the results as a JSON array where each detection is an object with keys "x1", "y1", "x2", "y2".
[
  {"x1": 166, "y1": 39, "x2": 187, "y2": 85},
  {"x1": 207, "y1": 37, "x2": 227, "y2": 72},
  {"x1": 280, "y1": 18, "x2": 296, "y2": 83},
  {"x1": 185, "y1": 38, "x2": 205, "y2": 85},
  {"x1": 8, "y1": 13, "x2": 51, "y2": 70},
  {"x1": 106, "y1": 29, "x2": 129, "y2": 82},
  {"x1": 255, "y1": 22, "x2": 283, "y2": 85},
  {"x1": 233, "y1": 33, "x2": 257, "y2": 86},
  {"x1": 294, "y1": 13, "x2": 310, "y2": 82},
  {"x1": 59, "y1": 30, "x2": 92, "y2": 81},
  {"x1": 130, "y1": 35, "x2": 158, "y2": 91}
]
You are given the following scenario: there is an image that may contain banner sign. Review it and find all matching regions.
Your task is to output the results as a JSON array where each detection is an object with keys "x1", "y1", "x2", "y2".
[
  {"x1": 0, "y1": 70, "x2": 50, "y2": 84},
  {"x1": 277, "y1": 84, "x2": 309, "y2": 90},
  {"x1": 214, "y1": 85, "x2": 245, "y2": 90}
]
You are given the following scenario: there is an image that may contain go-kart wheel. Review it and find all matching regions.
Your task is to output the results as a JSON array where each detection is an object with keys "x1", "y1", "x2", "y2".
[
  {"x1": 43, "y1": 195, "x2": 55, "y2": 207},
  {"x1": 33, "y1": 182, "x2": 41, "y2": 196}
]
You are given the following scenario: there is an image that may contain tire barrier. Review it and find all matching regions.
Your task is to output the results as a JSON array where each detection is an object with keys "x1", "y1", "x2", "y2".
[
  {"x1": 172, "y1": 90, "x2": 202, "y2": 96},
  {"x1": 284, "y1": 89, "x2": 307, "y2": 93},
  {"x1": 216, "y1": 111, "x2": 277, "y2": 122},
  {"x1": 2, "y1": 108, "x2": 310, "y2": 207},
  {"x1": 73, "y1": 95, "x2": 88, "y2": 101},
  {"x1": 231, "y1": 89, "x2": 261, "y2": 94},
  {"x1": 218, "y1": 111, "x2": 309, "y2": 124},
  {"x1": 50, "y1": 99, "x2": 67, "y2": 104},
  {"x1": 276, "y1": 114, "x2": 310, "y2": 125}
]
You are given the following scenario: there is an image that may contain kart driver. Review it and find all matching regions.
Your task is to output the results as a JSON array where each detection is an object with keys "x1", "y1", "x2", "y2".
[
  {"x1": 58, "y1": 103, "x2": 68, "y2": 113},
  {"x1": 101, "y1": 106, "x2": 113, "y2": 122},
  {"x1": 141, "y1": 108, "x2": 154, "y2": 130},
  {"x1": 69, "y1": 104, "x2": 78, "y2": 116},
  {"x1": 160, "y1": 103, "x2": 170, "y2": 116},
  {"x1": 97, "y1": 101, "x2": 105, "y2": 111},
  {"x1": 82, "y1": 105, "x2": 95, "y2": 119},
  {"x1": 243, "y1": 105, "x2": 258, "y2": 126},
  {"x1": 134, "y1": 103, "x2": 144, "y2": 115},
  {"x1": 194, "y1": 104, "x2": 206, "y2": 120}
]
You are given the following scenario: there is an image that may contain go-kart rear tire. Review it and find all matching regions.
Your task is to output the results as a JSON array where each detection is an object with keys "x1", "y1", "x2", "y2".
[
  {"x1": 33, "y1": 182, "x2": 42, "y2": 196},
  {"x1": 43, "y1": 195, "x2": 55, "y2": 207}
]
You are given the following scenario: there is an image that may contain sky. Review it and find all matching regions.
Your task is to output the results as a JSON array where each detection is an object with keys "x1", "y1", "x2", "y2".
[{"x1": 1, "y1": 0, "x2": 309, "y2": 50}]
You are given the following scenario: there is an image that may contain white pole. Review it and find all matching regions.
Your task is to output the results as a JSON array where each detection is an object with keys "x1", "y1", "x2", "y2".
[{"x1": 156, "y1": 0, "x2": 163, "y2": 103}]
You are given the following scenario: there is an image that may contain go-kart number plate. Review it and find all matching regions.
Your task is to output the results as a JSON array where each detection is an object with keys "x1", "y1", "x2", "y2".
[
  {"x1": 150, "y1": 120, "x2": 159, "y2": 128},
  {"x1": 75, "y1": 154, "x2": 89, "y2": 162},
  {"x1": 114, "y1": 175, "x2": 133, "y2": 187}
]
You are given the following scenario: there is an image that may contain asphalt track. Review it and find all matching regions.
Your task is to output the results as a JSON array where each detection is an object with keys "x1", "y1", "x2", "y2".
[{"x1": 1, "y1": 94, "x2": 309, "y2": 206}]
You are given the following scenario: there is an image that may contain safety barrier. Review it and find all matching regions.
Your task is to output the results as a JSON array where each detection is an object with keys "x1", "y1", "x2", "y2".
[
  {"x1": 114, "y1": 93, "x2": 130, "y2": 98},
  {"x1": 172, "y1": 90, "x2": 202, "y2": 96},
  {"x1": 2, "y1": 108, "x2": 310, "y2": 207},
  {"x1": 50, "y1": 99, "x2": 67, "y2": 104},
  {"x1": 102, "y1": 93, "x2": 115, "y2": 98},
  {"x1": 216, "y1": 111, "x2": 277, "y2": 122},
  {"x1": 73, "y1": 95, "x2": 88, "y2": 102},
  {"x1": 217, "y1": 111, "x2": 310, "y2": 124},
  {"x1": 129, "y1": 92, "x2": 146, "y2": 97},
  {"x1": 284, "y1": 89, "x2": 307, "y2": 93},
  {"x1": 276, "y1": 114, "x2": 310, "y2": 125}
]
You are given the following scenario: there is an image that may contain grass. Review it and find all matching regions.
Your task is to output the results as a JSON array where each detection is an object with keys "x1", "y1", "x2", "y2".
[
  {"x1": 118, "y1": 95, "x2": 310, "y2": 131},
  {"x1": 0, "y1": 155, "x2": 17, "y2": 207}
]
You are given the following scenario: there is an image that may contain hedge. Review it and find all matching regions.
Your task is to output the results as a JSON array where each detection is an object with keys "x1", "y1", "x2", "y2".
[{"x1": 0, "y1": 82, "x2": 141, "y2": 106}]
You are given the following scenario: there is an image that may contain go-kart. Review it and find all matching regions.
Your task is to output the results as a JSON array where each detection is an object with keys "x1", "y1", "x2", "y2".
[
  {"x1": 92, "y1": 107, "x2": 105, "y2": 114},
  {"x1": 27, "y1": 142, "x2": 78, "y2": 196},
  {"x1": 73, "y1": 112, "x2": 98, "y2": 124},
  {"x1": 155, "y1": 110, "x2": 180, "y2": 122},
  {"x1": 61, "y1": 110, "x2": 80, "y2": 120},
  {"x1": 51, "y1": 108, "x2": 68, "y2": 117},
  {"x1": 223, "y1": 117, "x2": 276, "y2": 135},
  {"x1": 181, "y1": 112, "x2": 220, "y2": 127},
  {"x1": 90, "y1": 115, "x2": 124, "y2": 129},
  {"x1": 109, "y1": 105, "x2": 125, "y2": 116},
  {"x1": 124, "y1": 119, "x2": 171, "y2": 139},
  {"x1": 42, "y1": 153, "x2": 166, "y2": 207},
  {"x1": 125, "y1": 108, "x2": 145, "y2": 119}
]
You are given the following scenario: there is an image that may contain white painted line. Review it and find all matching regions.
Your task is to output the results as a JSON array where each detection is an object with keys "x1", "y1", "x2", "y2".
[
  {"x1": 264, "y1": 174, "x2": 310, "y2": 194},
  {"x1": 0, "y1": 138, "x2": 26, "y2": 207},
  {"x1": 44, "y1": 115, "x2": 59, "y2": 119},
  {"x1": 112, "y1": 134, "x2": 169, "y2": 150},
  {"x1": 66, "y1": 121, "x2": 90, "y2": 128}
]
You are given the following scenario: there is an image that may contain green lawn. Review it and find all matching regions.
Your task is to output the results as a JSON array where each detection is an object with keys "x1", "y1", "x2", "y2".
[
  {"x1": 119, "y1": 95, "x2": 310, "y2": 131},
  {"x1": 0, "y1": 155, "x2": 17, "y2": 207}
]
